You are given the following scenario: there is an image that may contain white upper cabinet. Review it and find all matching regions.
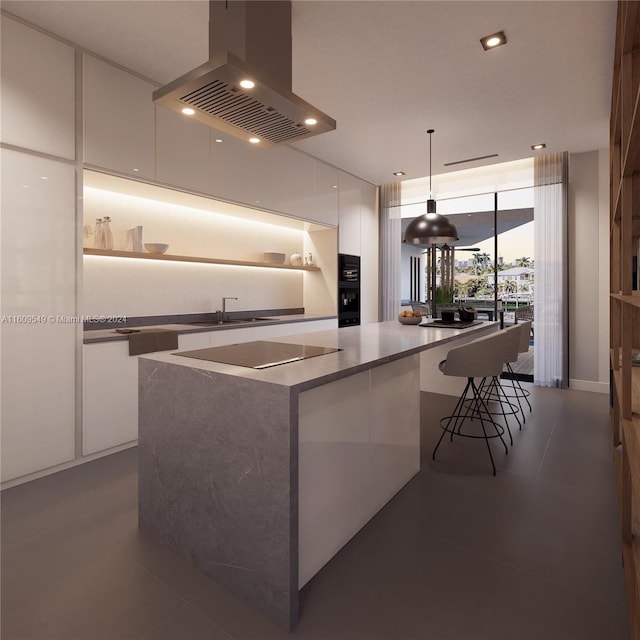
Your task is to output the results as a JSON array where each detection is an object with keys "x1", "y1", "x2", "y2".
[
  {"x1": 314, "y1": 161, "x2": 340, "y2": 227},
  {"x1": 1, "y1": 16, "x2": 75, "y2": 159},
  {"x1": 155, "y1": 107, "x2": 211, "y2": 194},
  {"x1": 210, "y1": 133, "x2": 318, "y2": 221},
  {"x1": 337, "y1": 172, "x2": 362, "y2": 255},
  {"x1": 83, "y1": 55, "x2": 155, "y2": 179}
]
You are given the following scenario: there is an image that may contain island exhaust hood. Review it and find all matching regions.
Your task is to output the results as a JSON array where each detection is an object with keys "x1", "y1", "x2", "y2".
[{"x1": 153, "y1": 1, "x2": 336, "y2": 147}]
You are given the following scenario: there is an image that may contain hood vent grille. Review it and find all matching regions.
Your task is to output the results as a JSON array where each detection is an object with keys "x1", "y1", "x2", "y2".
[{"x1": 180, "y1": 80, "x2": 310, "y2": 144}]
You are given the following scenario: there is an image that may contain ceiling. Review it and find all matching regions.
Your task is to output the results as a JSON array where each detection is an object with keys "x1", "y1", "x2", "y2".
[{"x1": 1, "y1": 0, "x2": 617, "y2": 186}]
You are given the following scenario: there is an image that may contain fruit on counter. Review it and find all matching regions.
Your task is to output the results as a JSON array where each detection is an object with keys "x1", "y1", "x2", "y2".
[{"x1": 399, "y1": 309, "x2": 422, "y2": 318}]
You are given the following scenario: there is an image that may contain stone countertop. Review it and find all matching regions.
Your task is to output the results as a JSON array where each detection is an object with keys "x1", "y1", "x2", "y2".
[
  {"x1": 140, "y1": 320, "x2": 495, "y2": 392},
  {"x1": 83, "y1": 314, "x2": 335, "y2": 344}
]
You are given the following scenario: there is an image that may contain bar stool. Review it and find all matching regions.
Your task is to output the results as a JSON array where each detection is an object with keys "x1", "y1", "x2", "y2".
[
  {"x1": 432, "y1": 331, "x2": 510, "y2": 475},
  {"x1": 503, "y1": 321, "x2": 533, "y2": 416},
  {"x1": 479, "y1": 325, "x2": 524, "y2": 431}
]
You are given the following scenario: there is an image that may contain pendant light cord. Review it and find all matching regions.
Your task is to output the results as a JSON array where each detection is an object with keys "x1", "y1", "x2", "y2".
[{"x1": 427, "y1": 128, "x2": 434, "y2": 199}]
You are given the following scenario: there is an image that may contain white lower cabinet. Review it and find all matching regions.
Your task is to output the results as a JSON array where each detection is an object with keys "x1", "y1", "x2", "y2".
[{"x1": 83, "y1": 341, "x2": 138, "y2": 456}]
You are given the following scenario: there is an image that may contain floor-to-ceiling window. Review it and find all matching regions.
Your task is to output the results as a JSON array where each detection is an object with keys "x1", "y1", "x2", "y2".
[{"x1": 399, "y1": 159, "x2": 540, "y2": 382}]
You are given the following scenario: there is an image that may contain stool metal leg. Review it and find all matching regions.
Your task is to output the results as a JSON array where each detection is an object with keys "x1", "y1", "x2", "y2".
[{"x1": 433, "y1": 376, "x2": 508, "y2": 476}]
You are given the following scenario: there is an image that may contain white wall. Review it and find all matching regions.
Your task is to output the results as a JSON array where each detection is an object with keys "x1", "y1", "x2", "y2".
[{"x1": 568, "y1": 149, "x2": 610, "y2": 392}]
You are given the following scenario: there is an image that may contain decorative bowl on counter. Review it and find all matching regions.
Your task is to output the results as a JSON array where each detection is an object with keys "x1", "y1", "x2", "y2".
[
  {"x1": 263, "y1": 252, "x2": 286, "y2": 264},
  {"x1": 145, "y1": 243, "x2": 170, "y2": 254},
  {"x1": 398, "y1": 311, "x2": 423, "y2": 325}
]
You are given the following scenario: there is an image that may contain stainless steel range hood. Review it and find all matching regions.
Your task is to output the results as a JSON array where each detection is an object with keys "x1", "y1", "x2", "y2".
[{"x1": 153, "y1": 1, "x2": 336, "y2": 147}]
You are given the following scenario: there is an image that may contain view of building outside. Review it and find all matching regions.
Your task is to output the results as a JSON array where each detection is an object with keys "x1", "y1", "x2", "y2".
[{"x1": 436, "y1": 188, "x2": 534, "y2": 323}]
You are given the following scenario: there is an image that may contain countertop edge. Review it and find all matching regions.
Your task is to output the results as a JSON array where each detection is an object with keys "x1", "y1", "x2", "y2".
[
  {"x1": 83, "y1": 314, "x2": 337, "y2": 344},
  {"x1": 140, "y1": 321, "x2": 497, "y2": 392}
]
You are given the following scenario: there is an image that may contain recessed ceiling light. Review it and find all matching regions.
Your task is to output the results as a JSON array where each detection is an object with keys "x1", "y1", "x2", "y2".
[
  {"x1": 40, "y1": 176, "x2": 49, "y2": 180},
  {"x1": 215, "y1": 138, "x2": 223, "y2": 143},
  {"x1": 332, "y1": 185, "x2": 338, "y2": 189},
  {"x1": 181, "y1": 107, "x2": 195, "y2": 115},
  {"x1": 304, "y1": 118, "x2": 317, "y2": 126},
  {"x1": 531, "y1": 143, "x2": 546, "y2": 150},
  {"x1": 393, "y1": 171, "x2": 406, "y2": 176},
  {"x1": 249, "y1": 137, "x2": 260, "y2": 144},
  {"x1": 240, "y1": 79, "x2": 255, "y2": 89},
  {"x1": 480, "y1": 30, "x2": 507, "y2": 51}
]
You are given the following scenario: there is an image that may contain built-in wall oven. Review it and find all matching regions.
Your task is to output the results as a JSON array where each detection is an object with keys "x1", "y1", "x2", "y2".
[{"x1": 338, "y1": 253, "x2": 360, "y2": 327}]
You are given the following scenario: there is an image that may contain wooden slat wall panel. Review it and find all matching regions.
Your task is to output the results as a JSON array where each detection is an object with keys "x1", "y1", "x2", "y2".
[{"x1": 611, "y1": 3, "x2": 640, "y2": 637}]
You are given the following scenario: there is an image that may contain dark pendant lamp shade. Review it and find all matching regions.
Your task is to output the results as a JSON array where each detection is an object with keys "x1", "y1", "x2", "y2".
[
  {"x1": 404, "y1": 211, "x2": 459, "y2": 245},
  {"x1": 403, "y1": 129, "x2": 459, "y2": 246}
]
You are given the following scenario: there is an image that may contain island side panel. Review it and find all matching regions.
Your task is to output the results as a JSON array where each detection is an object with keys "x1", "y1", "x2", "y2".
[
  {"x1": 370, "y1": 353, "x2": 420, "y2": 513},
  {"x1": 297, "y1": 354, "x2": 421, "y2": 588},
  {"x1": 137, "y1": 358, "x2": 298, "y2": 629}
]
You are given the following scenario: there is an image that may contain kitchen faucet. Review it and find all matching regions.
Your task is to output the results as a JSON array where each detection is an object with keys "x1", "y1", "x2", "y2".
[{"x1": 220, "y1": 297, "x2": 238, "y2": 323}]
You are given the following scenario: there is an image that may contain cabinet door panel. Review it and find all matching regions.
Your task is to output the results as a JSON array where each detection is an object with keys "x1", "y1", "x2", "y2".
[
  {"x1": 360, "y1": 181, "x2": 379, "y2": 324},
  {"x1": 210, "y1": 133, "x2": 316, "y2": 220},
  {"x1": 84, "y1": 55, "x2": 155, "y2": 178},
  {"x1": 156, "y1": 107, "x2": 211, "y2": 193},
  {"x1": 178, "y1": 331, "x2": 211, "y2": 350},
  {"x1": 83, "y1": 342, "x2": 138, "y2": 456},
  {"x1": 315, "y1": 161, "x2": 339, "y2": 227},
  {"x1": 1, "y1": 150, "x2": 76, "y2": 481},
  {"x1": 337, "y1": 172, "x2": 361, "y2": 255},
  {"x1": 1, "y1": 17, "x2": 75, "y2": 159}
]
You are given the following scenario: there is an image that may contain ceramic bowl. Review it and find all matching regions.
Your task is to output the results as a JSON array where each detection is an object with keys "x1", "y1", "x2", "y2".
[
  {"x1": 263, "y1": 252, "x2": 286, "y2": 264},
  {"x1": 144, "y1": 243, "x2": 170, "y2": 254},
  {"x1": 398, "y1": 315, "x2": 422, "y2": 325}
]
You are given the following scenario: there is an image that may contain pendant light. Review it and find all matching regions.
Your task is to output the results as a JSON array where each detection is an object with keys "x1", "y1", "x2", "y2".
[{"x1": 404, "y1": 129, "x2": 459, "y2": 245}]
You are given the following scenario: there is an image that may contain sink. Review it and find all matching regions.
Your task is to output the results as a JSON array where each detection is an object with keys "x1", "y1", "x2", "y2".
[{"x1": 185, "y1": 317, "x2": 278, "y2": 327}]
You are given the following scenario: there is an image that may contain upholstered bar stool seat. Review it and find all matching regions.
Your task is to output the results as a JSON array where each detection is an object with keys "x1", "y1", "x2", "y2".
[{"x1": 432, "y1": 331, "x2": 511, "y2": 475}]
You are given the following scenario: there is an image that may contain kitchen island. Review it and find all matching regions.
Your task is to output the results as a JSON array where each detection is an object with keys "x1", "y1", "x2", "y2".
[{"x1": 138, "y1": 320, "x2": 495, "y2": 629}]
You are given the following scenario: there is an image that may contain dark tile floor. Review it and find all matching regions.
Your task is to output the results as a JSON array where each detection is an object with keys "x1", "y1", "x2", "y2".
[{"x1": 1, "y1": 385, "x2": 628, "y2": 640}]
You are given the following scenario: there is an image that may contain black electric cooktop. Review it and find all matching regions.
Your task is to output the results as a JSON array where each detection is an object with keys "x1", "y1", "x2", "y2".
[{"x1": 175, "y1": 340, "x2": 341, "y2": 369}]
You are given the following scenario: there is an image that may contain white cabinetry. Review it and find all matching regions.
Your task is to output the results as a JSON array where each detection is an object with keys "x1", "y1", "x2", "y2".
[
  {"x1": 209, "y1": 133, "x2": 322, "y2": 222},
  {"x1": 0, "y1": 16, "x2": 76, "y2": 160},
  {"x1": 298, "y1": 353, "x2": 420, "y2": 587},
  {"x1": 1, "y1": 150, "x2": 77, "y2": 482},
  {"x1": 360, "y1": 181, "x2": 379, "y2": 324},
  {"x1": 337, "y1": 174, "x2": 378, "y2": 324},
  {"x1": 83, "y1": 55, "x2": 156, "y2": 179},
  {"x1": 314, "y1": 161, "x2": 340, "y2": 227},
  {"x1": 338, "y1": 172, "x2": 362, "y2": 256},
  {"x1": 155, "y1": 108, "x2": 211, "y2": 194},
  {"x1": 83, "y1": 340, "x2": 138, "y2": 455}
]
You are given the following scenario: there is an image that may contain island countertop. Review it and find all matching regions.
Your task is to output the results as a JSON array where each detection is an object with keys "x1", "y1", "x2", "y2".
[{"x1": 140, "y1": 319, "x2": 495, "y2": 392}]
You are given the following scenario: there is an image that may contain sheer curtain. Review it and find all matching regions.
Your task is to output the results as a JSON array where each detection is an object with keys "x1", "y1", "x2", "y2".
[
  {"x1": 534, "y1": 152, "x2": 569, "y2": 387},
  {"x1": 379, "y1": 182, "x2": 402, "y2": 321}
]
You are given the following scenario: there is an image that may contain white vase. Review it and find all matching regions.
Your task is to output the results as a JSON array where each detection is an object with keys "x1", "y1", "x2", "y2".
[{"x1": 290, "y1": 253, "x2": 303, "y2": 266}]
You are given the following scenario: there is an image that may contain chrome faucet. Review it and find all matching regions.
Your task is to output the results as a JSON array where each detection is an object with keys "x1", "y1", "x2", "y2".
[{"x1": 221, "y1": 297, "x2": 238, "y2": 323}]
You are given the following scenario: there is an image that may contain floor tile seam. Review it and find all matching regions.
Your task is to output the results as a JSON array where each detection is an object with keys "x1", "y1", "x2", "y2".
[
  {"x1": 488, "y1": 555, "x2": 628, "y2": 609},
  {"x1": 532, "y1": 406, "x2": 561, "y2": 481},
  {"x1": 0, "y1": 507, "x2": 98, "y2": 554},
  {"x1": 129, "y1": 556, "x2": 236, "y2": 640},
  {"x1": 58, "y1": 486, "x2": 138, "y2": 520},
  {"x1": 137, "y1": 604, "x2": 184, "y2": 640},
  {"x1": 477, "y1": 562, "x2": 509, "y2": 639}
]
